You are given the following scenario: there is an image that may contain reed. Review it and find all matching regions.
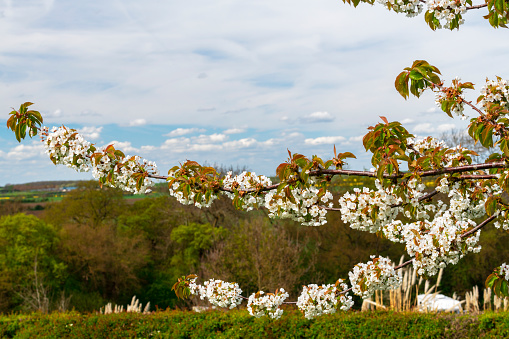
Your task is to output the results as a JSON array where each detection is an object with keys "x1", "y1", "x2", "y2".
[{"x1": 360, "y1": 257, "x2": 509, "y2": 313}]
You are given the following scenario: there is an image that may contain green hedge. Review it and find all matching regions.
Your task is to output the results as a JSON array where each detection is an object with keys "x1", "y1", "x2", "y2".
[{"x1": 0, "y1": 310, "x2": 509, "y2": 339}]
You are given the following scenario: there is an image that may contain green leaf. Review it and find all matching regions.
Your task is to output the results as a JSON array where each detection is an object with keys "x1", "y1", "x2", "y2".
[
  {"x1": 486, "y1": 273, "x2": 498, "y2": 288},
  {"x1": 395, "y1": 72, "x2": 410, "y2": 99},
  {"x1": 409, "y1": 70, "x2": 424, "y2": 81}
]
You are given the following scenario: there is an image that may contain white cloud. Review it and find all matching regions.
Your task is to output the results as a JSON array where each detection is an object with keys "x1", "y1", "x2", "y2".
[
  {"x1": 165, "y1": 128, "x2": 205, "y2": 137},
  {"x1": 193, "y1": 133, "x2": 227, "y2": 143},
  {"x1": 283, "y1": 131, "x2": 303, "y2": 139},
  {"x1": 349, "y1": 135, "x2": 364, "y2": 142},
  {"x1": 437, "y1": 123, "x2": 456, "y2": 133},
  {"x1": 129, "y1": 118, "x2": 146, "y2": 126},
  {"x1": 223, "y1": 128, "x2": 245, "y2": 134},
  {"x1": 197, "y1": 107, "x2": 216, "y2": 112},
  {"x1": 45, "y1": 109, "x2": 62, "y2": 118},
  {"x1": 161, "y1": 137, "x2": 190, "y2": 149},
  {"x1": 304, "y1": 136, "x2": 345, "y2": 145},
  {"x1": 189, "y1": 144, "x2": 222, "y2": 152},
  {"x1": 79, "y1": 126, "x2": 103, "y2": 140},
  {"x1": 260, "y1": 138, "x2": 278, "y2": 146},
  {"x1": 413, "y1": 123, "x2": 434, "y2": 133},
  {"x1": 223, "y1": 138, "x2": 258, "y2": 148},
  {"x1": 400, "y1": 118, "x2": 414, "y2": 124},
  {"x1": 301, "y1": 111, "x2": 334, "y2": 123},
  {"x1": 140, "y1": 145, "x2": 156, "y2": 152},
  {"x1": 107, "y1": 141, "x2": 138, "y2": 153},
  {"x1": 6, "y1": 143, "x2": 45, "y2": 161}
]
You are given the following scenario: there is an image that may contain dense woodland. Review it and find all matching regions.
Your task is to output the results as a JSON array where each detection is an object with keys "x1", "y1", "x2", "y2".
[{"x1": 0, "y1": 178, "x2": 507, "y2": 313}]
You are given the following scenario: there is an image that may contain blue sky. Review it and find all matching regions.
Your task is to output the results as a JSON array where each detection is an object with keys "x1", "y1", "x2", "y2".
[{"x1": 1, "y1": 0, "x2": 508, "y2": 185}]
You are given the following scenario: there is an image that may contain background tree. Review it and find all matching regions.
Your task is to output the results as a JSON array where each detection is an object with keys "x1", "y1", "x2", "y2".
[
  {"x1": 0, "y1": 213, "x2": 65, "y2": 312},
  {"x1": 440, "y1": 128, "x2": 495, "y2": 163}
]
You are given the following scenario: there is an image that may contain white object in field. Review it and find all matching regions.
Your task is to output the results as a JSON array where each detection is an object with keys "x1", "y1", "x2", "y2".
[{"x1": 417, "y1": 294, "x2": 463, "y2": 313}]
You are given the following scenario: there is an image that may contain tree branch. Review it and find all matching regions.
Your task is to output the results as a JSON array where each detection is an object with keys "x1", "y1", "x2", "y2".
[
  {"x1": 466, "y1": 4, "x2": 488, "y2": 10},
  {"x1": 149, "y1": 161, "x2": 508, "y2": 185},
  {"x1": 461, "y1": 214, "x2": 497, "y2": 238}
]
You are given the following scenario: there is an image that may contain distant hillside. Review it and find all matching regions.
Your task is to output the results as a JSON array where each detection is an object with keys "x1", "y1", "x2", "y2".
[{"x1": 1, "y1": 180, "x2": 87, "y2": 192}]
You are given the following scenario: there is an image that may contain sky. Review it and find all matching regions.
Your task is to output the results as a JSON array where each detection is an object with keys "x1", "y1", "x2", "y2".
[{"x1": 0, "y1": 0, "x2": 508, "y2": 186}]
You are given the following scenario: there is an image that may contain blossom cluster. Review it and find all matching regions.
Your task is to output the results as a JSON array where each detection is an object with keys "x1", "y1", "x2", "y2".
[
  {"x1": 426, "y1": 0, "x2": 467, "y2": 29},
  {"x1": 264, "y1": 177, "x2": 333, "y2": 226},
  {"x1": 247, "y1": 289, "x2": 289, "y2": 319},
  {"x1": 493, "y1": 215, "x2": 509, "y2": 231},
  {"x1": 349, "y1": 256, "x2": 402, "y2": 299},
  {"x1": 434, "y1": 77, "x2": 467, "y2": 118},
  {"x1": 41, "y1": 126, "x2": 158, "y2": 194},
  {"x1": 500, "y1": 263, "x2": 509, "y2": 281},
  {"x1": 41, "y1": 126, "x2": 94, "y2": 172},
  {"x1": 479, "y1": 77, "x2": 509, "y2": 111},
  {"x1": 296, "y1": 279, "x2": 353, "y2": 319},
  {"x1": 167, "y1": 170, "x2": 218, "y2": 208},
  {"x1": 407, "y1": 137, "x2": 471, "y2": 167},
  {"x1": 223, "y1": 171, "x2": 272, "y2": 211},
  {"x1": 189, "y1": 278, "x2": 243, "y2": 309},
  {"x1": 383, "y1": 178, "x2": 498, "y2": 276},
  {"x1": 376, "y1": 0, "x2": 423, "y2": 17},
  {"x1": 338, "y1": 180, "x2": 401, "y2": 233},
  {"x1": 92, "y1": 153, "x2": 158, "y2": 194}
]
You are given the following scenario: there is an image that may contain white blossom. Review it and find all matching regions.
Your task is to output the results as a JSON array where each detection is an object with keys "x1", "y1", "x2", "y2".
[
  {"x1": 189, "y1": 278, "x2": 243, "y2": 309},
  {"x1": 296, "y1": 279, "x2": 353, "y2": 319},
  {"x1": 500, "y1": 263, "x2": 509, "y2": 281},
  {"x1": 426, "y1": 0, "x2": 467, "y2": 29},
  {"x1": 349, "y1": 256, "x2": 402, "y2": 299},
  {"x1": 247, "y1": 289, "x2": 289, "y2": 319},
  {"x1": 41, "y1": 126, "x2": 93, "y2": 172},
  {"x1": 479, "y1": 77, "x2": 509, "y2": 111},
  {"x1": 264, "y1": 177, "x2": 333, "y2": 226}
]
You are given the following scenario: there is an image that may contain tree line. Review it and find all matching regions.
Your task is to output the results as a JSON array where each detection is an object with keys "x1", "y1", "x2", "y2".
[{"x1": 0, "y1": 178, "x2": 506, "y2": 313}]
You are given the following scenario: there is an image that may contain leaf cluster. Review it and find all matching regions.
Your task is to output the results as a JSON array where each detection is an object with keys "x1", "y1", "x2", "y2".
[
  {"x1": 363, "y1": 116, "x2": 413, "y2": 181},
  {"x1": 275, "y1": 149, "x2": 355, "y2": 205},
  {"x1": 485, "y1": 0, "x2": 509, "y2": 28},
  {"x1": 486, "y1": 268, "x2": 509, "y2": 297},
  {"x1": 6, "y1": 102, "x2": 43, "y2": 142},
  {"x1": 395, "y1": 60, "x2": 441, "y2": 99},
  {"x1": 440, "y1": 79, "x2": 475, "y2": 118},
  {"x1": 168, "y1": 161, "x2": 221, "y2": 204},
  {"x1": 468, "y1": 96, "x2": 509, "y2": 157},
  {"x1": 171, "y1": 274, "x2": 197, "y2": 300}
]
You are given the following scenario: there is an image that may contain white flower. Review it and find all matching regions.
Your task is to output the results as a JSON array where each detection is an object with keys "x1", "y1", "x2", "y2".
[
  {"x1": 296, "y1": 279, "x2": 353, "y2": 319},
  {"x1": 247, "y1": 289, "x2": 289, "y2": 319},
  {"x1": 349, "y1": 256, "x2": 401, "y2": 299}
]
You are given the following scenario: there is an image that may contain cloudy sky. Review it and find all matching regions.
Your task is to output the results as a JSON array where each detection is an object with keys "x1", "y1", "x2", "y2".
[{"x1": 0, "y1": 0, "x2": 508, "y2": 185}]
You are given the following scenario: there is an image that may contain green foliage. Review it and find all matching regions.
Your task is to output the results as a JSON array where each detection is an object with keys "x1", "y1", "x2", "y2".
[
  {"x1": 1, "y1": 310, "x2": 509, "y2": 338},
  {"x1": 170, "y1": 223, "x2": 223, "y2": 271},
  {"x1": 362, "y1": 116, "x2": 414, "y2": 180},
  {"x1": 167, "y1": 161, "x2": 221, "y2": 206},
  {"x1": 6, "y1": 102, "x2": 42, "y2": 142},
  {"x1": 43, "y1": 181, "x2": 125, "y2": 228},
  {"x1": 201, "y1": 219, "x2": 320, "y2": 296},
  {"x1": 395, "y1": 60, "x2": 441, "y2": 99},
  {"x1": 0, "y1": 213, "x2": 65, "y2": 311},
  {"x1": 485, "y1": 0, "x2": 509, "y2": 28},
  {"x1": 172, "y1": 274, "x2": 197, "y2": 300},
  {"x1": 486, "y1": 266, "x2": 509, "y2": 298}
]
